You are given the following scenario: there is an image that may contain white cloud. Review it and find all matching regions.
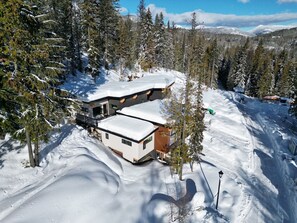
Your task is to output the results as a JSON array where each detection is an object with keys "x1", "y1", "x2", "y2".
[
  {"x1": 147, "y1": 4, "x2": 297, "y2": 28},
  {"x1": 238, "y1": 0, "x2": 250, "y2": 3},
  {"x1": 119, "y1": 7, "x2": 128, "y2": 14},
  {"x1": 278, "y1": 0, "x2": 297, "y2": 3}
]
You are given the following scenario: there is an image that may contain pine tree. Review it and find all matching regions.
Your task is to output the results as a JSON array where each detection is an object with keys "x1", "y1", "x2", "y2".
[
  {"x1": 117, "y1": 15, "x2": 135, "y2": 78},
  {"x1": 277, "y1": 61, "x2": 295, "y2": 97},
  {"x1": 257, "y1": 53, "x2": 275, "y2": 98},
  {"x1": 208, "y1": 39, "x2": 220, "y2": 88},
  {"x1": 136, "y1": 0, "x2": 146, "y2": 64},
  {"x1": 154, "y1": 12, "x2": 166, "y2": 68},
  {"x1": 246, "y1": 39, "x2": 265, "y2": 97},
  {"x1": 289, "y1": 62, "x2": 297, "y2": 116},
  {"x1": 0, "y1": 0, "x2": 77, "y2": 167},
  {"x1": 163, "y1": 21, "x2": 174, "y2": 70},
  {"x1": 81, "y1": 0, "x2": 100, "y2": 79},
  {"x1": 50, "y1": 0, "x2": 82, "y2": 75},
  {"x1": 141, "y1": 8, "x2": 155, "y2": 70},
  {"x1": 227, "y1": 38, "x2": 249, "y2": 92},
  {"x1": 274, "y1": 49, "x2": 289, "y2": 95},
  {"x1": 97, "y1": 0, "x2": 120, "y2": 69},
  {"x1": 165, "y1": 77, "x2": 192, "y2": 181},
  {"x1": 188, "y1": 82, "x2": 205, "y2": 171}
]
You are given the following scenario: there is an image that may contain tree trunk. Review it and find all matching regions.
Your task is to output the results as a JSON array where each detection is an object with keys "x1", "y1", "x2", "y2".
[
  {"x1": 211, "y1": 60, "x2": 215, "y2": 88},
  {"x1": 25, "y1": 127, "x2": 35, "y2": 167},
  {"x1": 179, "y1": 157, "x2": 183, "y2": 181},
  {"x1": 34, "y1": 139, "x2": 39, "y2": 166}
]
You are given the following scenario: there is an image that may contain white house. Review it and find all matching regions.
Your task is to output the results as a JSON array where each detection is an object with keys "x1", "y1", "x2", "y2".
[
  {"x1": 97, "y1": 115, "x2": 158, "y2": 163},
  {"x1": 117, "y1": 99, "x2": 175, "y2": 160}
]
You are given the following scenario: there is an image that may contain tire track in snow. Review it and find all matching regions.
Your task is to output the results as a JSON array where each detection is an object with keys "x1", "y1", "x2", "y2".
[
  {"x1": 0, "y1": 161, "x2": 72, "y2": 221},
  {"x1": 226, "y1": 92, "x2": 260, "y2": 223}
]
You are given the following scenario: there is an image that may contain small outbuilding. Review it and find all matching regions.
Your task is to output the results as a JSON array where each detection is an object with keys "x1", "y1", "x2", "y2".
[{"x1": 97, "y1": 115, "x2": 157, "y2": 163}]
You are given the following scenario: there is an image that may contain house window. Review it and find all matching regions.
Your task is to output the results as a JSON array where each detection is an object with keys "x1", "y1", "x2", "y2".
[
  {"x1": 122, "y1": 139, "x2": 132, "y2": 146},
  {"x1": 111, "y1": 104, "x2": 118, "y2": 110},
  {"x1": 93, "y1": 106, "x2": 102, "y2": 117},
  {"x1": 143, "y1": 136, "x2": 152, "y2": 150},
  {"x1": 105, "y1": 133, "x2": 109, "y2": 139},
  {"x1": 81, "y1": 107, "x2": 89, "y2": 113}
]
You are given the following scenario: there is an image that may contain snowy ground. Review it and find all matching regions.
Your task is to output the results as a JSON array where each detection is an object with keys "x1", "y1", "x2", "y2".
[{"x1": 0, "y1": 69, "x2": 297, "y2": 223}]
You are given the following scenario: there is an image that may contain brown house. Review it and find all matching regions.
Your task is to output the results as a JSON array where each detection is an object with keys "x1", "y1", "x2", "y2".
[{"x1": 76, "y1": 75, "x2": 174, "y2": 127}]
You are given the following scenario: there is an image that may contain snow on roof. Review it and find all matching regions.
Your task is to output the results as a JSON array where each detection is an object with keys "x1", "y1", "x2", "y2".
[
  {"x1": 117, "y1": 99, "x2": 167, "y2": 125},
  {"x1": 97, "y1": 115, "x2": 157, "y2": 142},
  {"x1": 81, "y1": 74, "x2": 174, "y2": 102}
]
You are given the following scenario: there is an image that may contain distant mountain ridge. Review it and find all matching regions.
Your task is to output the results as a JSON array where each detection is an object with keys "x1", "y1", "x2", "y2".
[{"x1": 198, "y1": 24, "x2": 297, "y2": 37}]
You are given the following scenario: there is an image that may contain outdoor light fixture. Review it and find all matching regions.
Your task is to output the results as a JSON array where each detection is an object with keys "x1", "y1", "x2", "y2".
[
  {"x1": 216, "y1": 170, "x2": 224, "y2": 210},
  {"x1": 219, "y1": 170, "x2": 224, "y2": 179}
]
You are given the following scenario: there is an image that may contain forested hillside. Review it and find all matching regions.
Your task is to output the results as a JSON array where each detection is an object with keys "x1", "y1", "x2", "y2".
[{"x1": 1, "y1": 0, "x2": 297, "y2": 165}]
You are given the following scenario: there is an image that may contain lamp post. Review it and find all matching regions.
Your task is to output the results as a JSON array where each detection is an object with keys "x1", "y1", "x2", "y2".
[{"x1": 215, "y1": 170, "x2": 224, "y2": 210}]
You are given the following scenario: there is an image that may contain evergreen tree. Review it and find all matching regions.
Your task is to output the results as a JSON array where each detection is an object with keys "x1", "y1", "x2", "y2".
[
  {"x1": 97, "y1": 0, "x2": 120, "y2": 69},
  {"x1": 246, "y1": 40, "x2": 265, "y2": 97},
  {"x1": 274, "y1": 49, "x2": 289, "y2": 95},
  {"x1": 81, "y1": 0, "x2": 100, "y2": 79},
  {"x1": 289, "y1": 62, "x2": 297, "y2": 116},
  {"x1": 208, "y1": 39, "x2": 220, "y2": 88},
  {"x1": 165, "y1": 76, "x2": 192, "y2": 181},
  {"x1": 50, "y1": 0, "x2": 82, "y2": 75},
  {"x1": 117, "y1": 15, "x2": 135, "y2": 78},
  {"x1": 277, "y1": 61, "x2": 295, "y2": 97},
  {"x1": 257, "y1": 53, "x2": 275, "y2": 98},
  {"x1": 154, "y1": 12, "x2": 166, "y2": 68},
  {"x1": 188, "y1": 82, "x2": 205, "y2": 171},
  {"x1": 163, "y1": 21, "x2": 174, "y2": 70},
  {"x1": 227, "y1": 39, "x2": 249, "y2": 92},
  {"x1": 0, "y1": 0, "x2": 77, "y2": 167}
]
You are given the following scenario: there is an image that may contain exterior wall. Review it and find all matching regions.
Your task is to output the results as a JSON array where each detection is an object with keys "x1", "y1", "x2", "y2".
[
  {"x1": 149, "y1": 89, "x2": 164, "y2": 101},
  {"x1": 108, "y1": 92, "x2": 148, "y2": 116},
  {"x1": 136, "y1": 134, "x2": 155, "y2": 162},
  {"x1": 99, "y1": 130, "x2": 155, "y2": 163},
  {"x1": 76, "y1": 87, "x2": 171, "y2": 127},
  {"x1": 154, "y1": 126, "x2": 170, "y2": 153}
]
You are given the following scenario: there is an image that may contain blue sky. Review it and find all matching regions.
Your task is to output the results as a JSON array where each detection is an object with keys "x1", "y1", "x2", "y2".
[{"x1": 118, "y1": 0, "x2": 297, "y2": 31}]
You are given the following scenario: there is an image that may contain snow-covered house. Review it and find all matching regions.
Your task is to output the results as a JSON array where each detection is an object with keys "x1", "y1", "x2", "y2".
[
  {"x1": 117, "y1": 99, "x2": 175, "y2": 160},
  {"x1": 97, "y1": 115, "x2": 157, "y2": 163},
  {"x1": 76, "y1": 75, "x2": 174, "y2": 127}
]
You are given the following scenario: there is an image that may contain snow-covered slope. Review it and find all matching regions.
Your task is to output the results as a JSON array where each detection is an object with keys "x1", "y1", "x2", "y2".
[
  {"x1": 250, "y1": 24, "x2": 297, "y2": 36},
  {"x1": 201, "y1": 26, "x2": 254, "y2": 37},
  {"x1": 0, "y1": 70, "x2": 296, "y2": 222}
]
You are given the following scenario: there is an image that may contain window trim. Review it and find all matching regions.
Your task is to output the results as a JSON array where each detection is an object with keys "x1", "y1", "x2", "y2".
[
  {"x1": 122, "y1": 138, "x2": 132, "y2": 146},
  {"x1": 143, "y1": 136, "x2": 153, "y2": 150}
]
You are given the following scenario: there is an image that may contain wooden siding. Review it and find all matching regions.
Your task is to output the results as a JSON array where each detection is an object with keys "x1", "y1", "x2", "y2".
[{"x1": 154, "y1": 126, "x2": 170, "y2": 154}]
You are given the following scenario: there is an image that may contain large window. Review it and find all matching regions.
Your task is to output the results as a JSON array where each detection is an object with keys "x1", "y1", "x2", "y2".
[
  {"x1": 122, "y1": 139, "x2": 132, "y2": 146},
  {"x1": 143, "y1": 136, "x2": 152, "y2": 150},
  {"x1": 81, "y1": 107, "x2": 89, "y2": 113},
  {"x1": 93, "y1": 106, "x2": 102, "y2": 117}
]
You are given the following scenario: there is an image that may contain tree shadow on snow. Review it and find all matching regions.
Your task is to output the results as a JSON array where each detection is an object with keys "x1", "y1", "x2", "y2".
[
  {"x1": 40, "y1": 124, "x2": 76, "y2": 161},
  {"x1": 0, "y1": 139, "x2": 23, "y2": 169},
  {"x1": 198, "y1": 161, "x2": 214, "y2": 200},
  {"x1": 140, "y1": 178, "x2": 197, "y2": 223}
]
